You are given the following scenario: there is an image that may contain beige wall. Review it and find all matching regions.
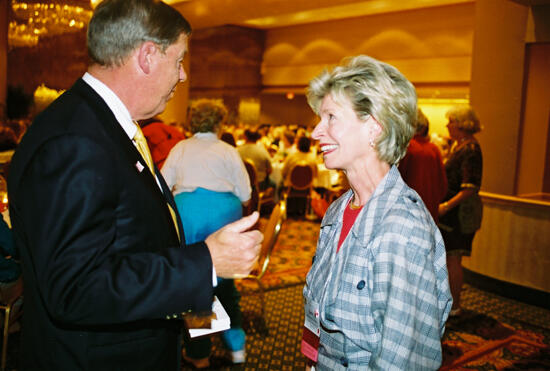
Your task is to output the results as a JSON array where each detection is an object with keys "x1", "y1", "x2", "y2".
[
  {"x1": 469, "y1": 1, "x2": 528, "y2": 195},
  {"x1": 259, "y1": 93, "x2": 316, "y2": 127},
  {"x1": 262, "y1": 3, "x2": 474, "y2": 89},
  {"x1": 184, "y1": 26, "x2": 265, "y2": 125},
  {"x1": 258, "y1": 3, "x2": 475, "y2": 153},
  {"x1": 464, "y1": 193, "x2": 550, "y2": 293},
  {"x1": 516, "y1": 43, "x2": 550, "y2": 195}
]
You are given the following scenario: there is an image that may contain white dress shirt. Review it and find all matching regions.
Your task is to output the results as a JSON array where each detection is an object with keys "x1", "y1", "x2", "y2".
[{"x1": 162, "y1": 132, "x2": 251, "y2": 203}]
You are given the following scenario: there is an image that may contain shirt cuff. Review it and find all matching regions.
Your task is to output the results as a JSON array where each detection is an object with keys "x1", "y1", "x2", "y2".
[{"x1": 212, "y1": 266, "x2": 217, "y2": 287}]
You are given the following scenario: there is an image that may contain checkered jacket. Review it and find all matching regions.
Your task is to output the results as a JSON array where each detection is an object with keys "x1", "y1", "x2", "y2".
[{"x1": 303, "y1": 166, "x2": 452, "y2": 370}]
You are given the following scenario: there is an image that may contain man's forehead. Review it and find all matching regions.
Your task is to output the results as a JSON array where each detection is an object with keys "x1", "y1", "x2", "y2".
[{"x1": 176, "y1": 33, "x2": 188, "y2": 56}]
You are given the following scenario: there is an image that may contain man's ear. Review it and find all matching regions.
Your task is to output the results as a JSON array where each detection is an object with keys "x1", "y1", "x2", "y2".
[{"x1": 137, "y1": 41, "x2": 158, "y2": 75}]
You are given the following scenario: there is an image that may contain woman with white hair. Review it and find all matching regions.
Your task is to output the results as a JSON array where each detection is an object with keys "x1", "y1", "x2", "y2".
[
  {"x1": 162, "y1": 99, "x2": 251, "y2": 368},
  {"x1": 302, "y1": 55, "x2": 452, "y2": 370},
  {"x1": 438, "y1": 105, "x2": 483, "y2": 317}
]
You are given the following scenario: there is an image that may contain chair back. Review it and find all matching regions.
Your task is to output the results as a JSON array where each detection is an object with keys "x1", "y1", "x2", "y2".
[
  {"x1": 255, "y1": 199, "x2": 286, "y2": 280},
  {"x1": 243, "y1": 159, "x2": 258, "y2": 186},
  {"x1": 243, "y1": 159, "x2": 260, "y2": 214},
  {"x1": 0, "y1": 278, "x2": 23, "y2": 371},
  {"x1": 288, "y1": 162, "x2": 314, "y2": 190}
]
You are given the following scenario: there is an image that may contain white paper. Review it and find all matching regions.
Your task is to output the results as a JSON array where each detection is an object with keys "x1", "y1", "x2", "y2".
[{"x1": 188, "y1": 296, "x2": 230, "y2": 338}]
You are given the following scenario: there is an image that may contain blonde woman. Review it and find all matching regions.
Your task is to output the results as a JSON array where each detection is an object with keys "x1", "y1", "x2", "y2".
[{"x1": 302, "y1": 55, "x2": 452, "y2": 370}]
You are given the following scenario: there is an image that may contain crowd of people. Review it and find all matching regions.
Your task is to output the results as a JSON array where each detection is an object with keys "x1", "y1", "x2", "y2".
[{"x1": 0, "y1": 0, "x2": 486, "y2": 369}]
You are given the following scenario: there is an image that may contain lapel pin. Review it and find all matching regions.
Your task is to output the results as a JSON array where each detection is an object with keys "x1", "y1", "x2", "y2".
[{"x1": 135, "y1": 161, "x2": 145, "y2": 172}]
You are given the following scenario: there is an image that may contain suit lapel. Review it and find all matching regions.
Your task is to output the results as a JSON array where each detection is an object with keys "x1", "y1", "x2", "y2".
[
  {"x1": 155, "y1": 167, "x2": 186, "y2": 247},
  {"x1": 73, "y1": 80, "x2": 159, "y2": 190},
  {"x1": 73, "y1": 79, "x2": 182, "y2": 244}
]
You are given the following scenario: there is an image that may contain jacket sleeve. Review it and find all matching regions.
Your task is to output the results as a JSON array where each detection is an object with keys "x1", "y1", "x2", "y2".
[
  {"x1": 369, "y1": 216, "x2": 449, "y2": 370},
  {"x1": 11, "y1": 134, "x2": 213, "y2": 326}
]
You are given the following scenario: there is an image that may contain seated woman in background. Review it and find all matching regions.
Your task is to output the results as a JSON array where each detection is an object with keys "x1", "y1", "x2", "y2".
[
  {"x1": 161, "y1": 99, "x2": 251, "y2": 368},
  {"x1": 302, "y1": 55, "x2": 452, "y2": 370},
  {"x1": 238, "y1": 129, "x2": 273, "y2": 191},
  {"x1": 281, "y1": 135, "x2": 318, "y2": 187}
]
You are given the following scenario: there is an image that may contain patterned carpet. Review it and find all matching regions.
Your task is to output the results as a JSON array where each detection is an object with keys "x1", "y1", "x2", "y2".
[
  {"x1": 188, "y1": 217, "x2": 550, "y2": 370},
  {"x1": 235, "y1": 217, "x2": 319, "y2": 293},
  {"x1": 3, "y1": 217, "x2": 549, "y2": 370},
  {"x1": 441, "y1": 287, "x2": 550, "y2": 370}
]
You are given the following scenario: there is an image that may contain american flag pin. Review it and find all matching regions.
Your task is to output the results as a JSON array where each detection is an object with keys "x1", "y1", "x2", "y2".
[{"x1": 135, "y1": 161, "x2": 145, "y2": 172}]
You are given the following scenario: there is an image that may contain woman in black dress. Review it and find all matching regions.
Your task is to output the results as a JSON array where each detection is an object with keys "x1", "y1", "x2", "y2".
[{"x1": 438, "y1": 105, "x2": 483, "y2": 316}]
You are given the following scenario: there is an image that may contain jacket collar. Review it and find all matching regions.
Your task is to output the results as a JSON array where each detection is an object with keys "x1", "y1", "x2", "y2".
[{"x1": 321, "y1": 165, "x2": 406, "y2": 234}]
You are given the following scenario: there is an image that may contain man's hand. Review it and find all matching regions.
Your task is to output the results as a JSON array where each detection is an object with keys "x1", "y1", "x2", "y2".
[{"x1": 205, "y1": 211, "x2": 263, "y2": 278}]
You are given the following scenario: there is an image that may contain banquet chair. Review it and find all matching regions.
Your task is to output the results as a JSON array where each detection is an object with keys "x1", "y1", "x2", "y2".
[
  {"x1": 0, "y1": 279, "x2": 23, "y2": 371},
  {"x1": 284, "y1": 162, "x2": 315, "y2": 217},
  {"x1": 243, "y1": 159, "x2": 260, "y2": 216},
  {"x1": 235, "y1": 198, "x2": 286, "y2": 320},
  {"x1": 243, "y1": 159, "x2": 275, "y2": 216}
]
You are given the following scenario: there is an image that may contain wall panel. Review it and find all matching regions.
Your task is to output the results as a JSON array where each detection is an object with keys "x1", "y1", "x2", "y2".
[{"x1": 262, "y1": 3, "x2": 475, "y2": 89}]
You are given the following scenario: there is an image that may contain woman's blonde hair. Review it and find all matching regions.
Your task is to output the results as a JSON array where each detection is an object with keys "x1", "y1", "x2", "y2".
[
  {"x1": 446, "y1": 105, "x2": 482, "y2": 134},
  {"x1": 307, "y1": 55, "x2": 417, "y2": 165}
]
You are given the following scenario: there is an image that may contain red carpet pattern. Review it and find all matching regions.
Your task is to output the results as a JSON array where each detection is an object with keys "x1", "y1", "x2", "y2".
[
  {"x1": 442, "y1": 312, "x2": 549, "y2": 370},
  {"x1": 441, "y1": 286, "x2": 550, "y2": 370}
]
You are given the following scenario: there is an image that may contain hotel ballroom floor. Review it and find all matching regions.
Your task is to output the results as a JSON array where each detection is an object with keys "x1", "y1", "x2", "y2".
[{"x1": 2, "y1": 217, "x2": 549, "y2": 370}]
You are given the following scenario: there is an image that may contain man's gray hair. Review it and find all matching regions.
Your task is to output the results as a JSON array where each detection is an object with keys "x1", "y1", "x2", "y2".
[{"x1": 87, "y1": 0, "x2": 191, "y2": 67}]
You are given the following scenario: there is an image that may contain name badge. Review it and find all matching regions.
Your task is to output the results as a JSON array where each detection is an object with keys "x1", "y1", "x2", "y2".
[{"x1": 301, "y1": 299, "x2": 321, "y2": 362}]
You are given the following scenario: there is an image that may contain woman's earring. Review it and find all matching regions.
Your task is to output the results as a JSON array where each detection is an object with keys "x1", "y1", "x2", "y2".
[{"x1": 369, "y1": 139, "x2": 375, "y2": 148}]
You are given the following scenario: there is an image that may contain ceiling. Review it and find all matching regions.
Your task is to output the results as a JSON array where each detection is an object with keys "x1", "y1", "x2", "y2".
[{"x1": 165, "y1": 0, "x2": 475, "y2": 30}]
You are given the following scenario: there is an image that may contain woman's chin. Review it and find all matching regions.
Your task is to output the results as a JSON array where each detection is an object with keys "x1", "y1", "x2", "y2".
[{"x1": 323, "y1": 158, "x2": 337, "y2": 170}]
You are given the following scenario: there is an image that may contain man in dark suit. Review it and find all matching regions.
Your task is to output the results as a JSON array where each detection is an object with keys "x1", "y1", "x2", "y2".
[{"x1": 7, "y1": 0, "x2": 262, "y2": 369}]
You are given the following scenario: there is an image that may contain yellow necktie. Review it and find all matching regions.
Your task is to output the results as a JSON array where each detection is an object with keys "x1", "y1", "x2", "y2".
[{"x1": 133, "y1": 123, "x2": 181, "y2": 243}]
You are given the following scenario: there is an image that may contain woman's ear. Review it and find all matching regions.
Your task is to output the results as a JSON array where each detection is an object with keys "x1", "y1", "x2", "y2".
[
  {"x1": 137, "y1": 41, "x2": 158, "y2": 75},
  {"x1": 368, "y1": 116, "x2": 383, "y2": 139}
]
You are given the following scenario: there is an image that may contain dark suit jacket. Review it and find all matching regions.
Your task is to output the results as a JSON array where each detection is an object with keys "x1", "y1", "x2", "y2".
[{"x1": 8, "y1": 79, "x2": 214, "y2": 370}]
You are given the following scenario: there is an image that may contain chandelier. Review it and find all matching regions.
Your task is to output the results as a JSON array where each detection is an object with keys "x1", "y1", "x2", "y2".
[{"x1": 8, "y1": 0, "x2": 95, "y2": 49}]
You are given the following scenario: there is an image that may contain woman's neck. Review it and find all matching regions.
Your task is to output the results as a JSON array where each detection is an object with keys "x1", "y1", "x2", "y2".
[
  {"x1": 456, "y1": 132, "x2": 474, "y2": 144},
  {"x1": 346, "y1": 159, "x2": 390, "y2": 207}
]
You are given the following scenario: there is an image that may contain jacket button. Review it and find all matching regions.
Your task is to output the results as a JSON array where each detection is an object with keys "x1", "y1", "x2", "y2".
[
  {"x1": 357, "y1": 280, "x2": 365, "y2": 290},
  {"x1": 312, "y1": 255, "x2": 316, "y2": 264},
  {"x1": 340, "y1": 356, "x2": 348, "y2": 366}
]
